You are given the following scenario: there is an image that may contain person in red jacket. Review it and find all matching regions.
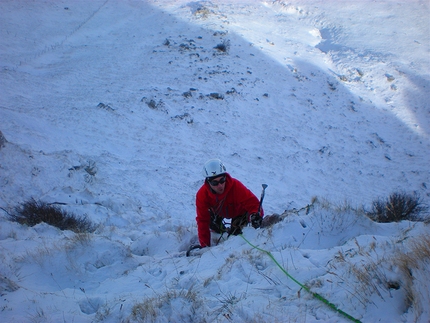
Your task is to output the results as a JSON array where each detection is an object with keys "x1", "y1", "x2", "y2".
[{"x1": 196, "y1": 159, "x2": 263, "y2": 247}]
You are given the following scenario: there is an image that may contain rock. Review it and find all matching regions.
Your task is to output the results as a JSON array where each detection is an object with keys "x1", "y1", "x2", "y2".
[{"x1": 0, "y1": 130, "x2": 7, "y2": 149}]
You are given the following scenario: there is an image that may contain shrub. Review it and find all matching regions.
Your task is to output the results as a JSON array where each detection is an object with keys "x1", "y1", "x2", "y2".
[
  {"x1": 214, "y1": 40, "x2": 230, "y2": 53},
  {"x1": 10, "y1": 199, "x2": 95, "y2": 233},
  {"x1": 367, "y1": 192, "x2": 428, "y2": 223}
]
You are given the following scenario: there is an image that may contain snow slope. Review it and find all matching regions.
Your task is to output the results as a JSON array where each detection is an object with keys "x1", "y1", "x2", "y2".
[{"x1": 0, "y1": 0, "x2": 429, "y2": 322}]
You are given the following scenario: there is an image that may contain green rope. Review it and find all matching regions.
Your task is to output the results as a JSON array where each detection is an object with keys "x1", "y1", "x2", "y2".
[{"x1": 240, "y1": 234, "x2": 362, "y2": 323}]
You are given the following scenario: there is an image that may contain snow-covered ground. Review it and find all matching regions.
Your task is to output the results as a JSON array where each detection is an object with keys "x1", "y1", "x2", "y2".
[{"x1": 0, "y1": 0, "x2": 429, "y2": 322}]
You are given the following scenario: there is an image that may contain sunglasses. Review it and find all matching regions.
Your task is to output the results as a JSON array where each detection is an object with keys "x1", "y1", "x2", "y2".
[{"x1": 208, "y1": 176, "x2": 226, "y2": 186}]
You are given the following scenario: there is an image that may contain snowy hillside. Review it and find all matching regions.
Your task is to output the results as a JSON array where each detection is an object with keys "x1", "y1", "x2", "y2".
[{"x1": 0, "y1": 1, "x2": 429, "y2": 322}]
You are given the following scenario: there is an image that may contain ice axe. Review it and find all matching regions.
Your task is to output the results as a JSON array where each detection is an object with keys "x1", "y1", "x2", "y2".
[
  {"x1": 258, "y1": 184, "x2": 268, "y2": 215},
  {"x1": 247, "y1": 184, "x2": 267, "y2": 229}
]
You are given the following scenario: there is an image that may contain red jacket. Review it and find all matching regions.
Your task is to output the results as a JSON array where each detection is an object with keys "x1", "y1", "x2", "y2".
[{"x1": 196, "y1": 173, "x2": 263, "y2": 247}]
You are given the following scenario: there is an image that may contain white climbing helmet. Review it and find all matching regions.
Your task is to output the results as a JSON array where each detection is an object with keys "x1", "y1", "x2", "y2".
[{"x1": 202, "y1": 159, "x2": 227, "y2": 178}]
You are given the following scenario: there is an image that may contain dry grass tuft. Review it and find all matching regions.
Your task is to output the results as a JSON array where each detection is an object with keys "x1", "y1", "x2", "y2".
[
  {"x1": 129, "y1": 287, "x2": 204, "y2": 323},
  {"x1": 397, "y1": 235, "x2": 430, "y2": 319}
]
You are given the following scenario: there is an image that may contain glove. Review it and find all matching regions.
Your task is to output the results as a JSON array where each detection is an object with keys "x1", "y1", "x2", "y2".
[{"x1": 250, "y1": 213, "x2": 262, "y2": 229}]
